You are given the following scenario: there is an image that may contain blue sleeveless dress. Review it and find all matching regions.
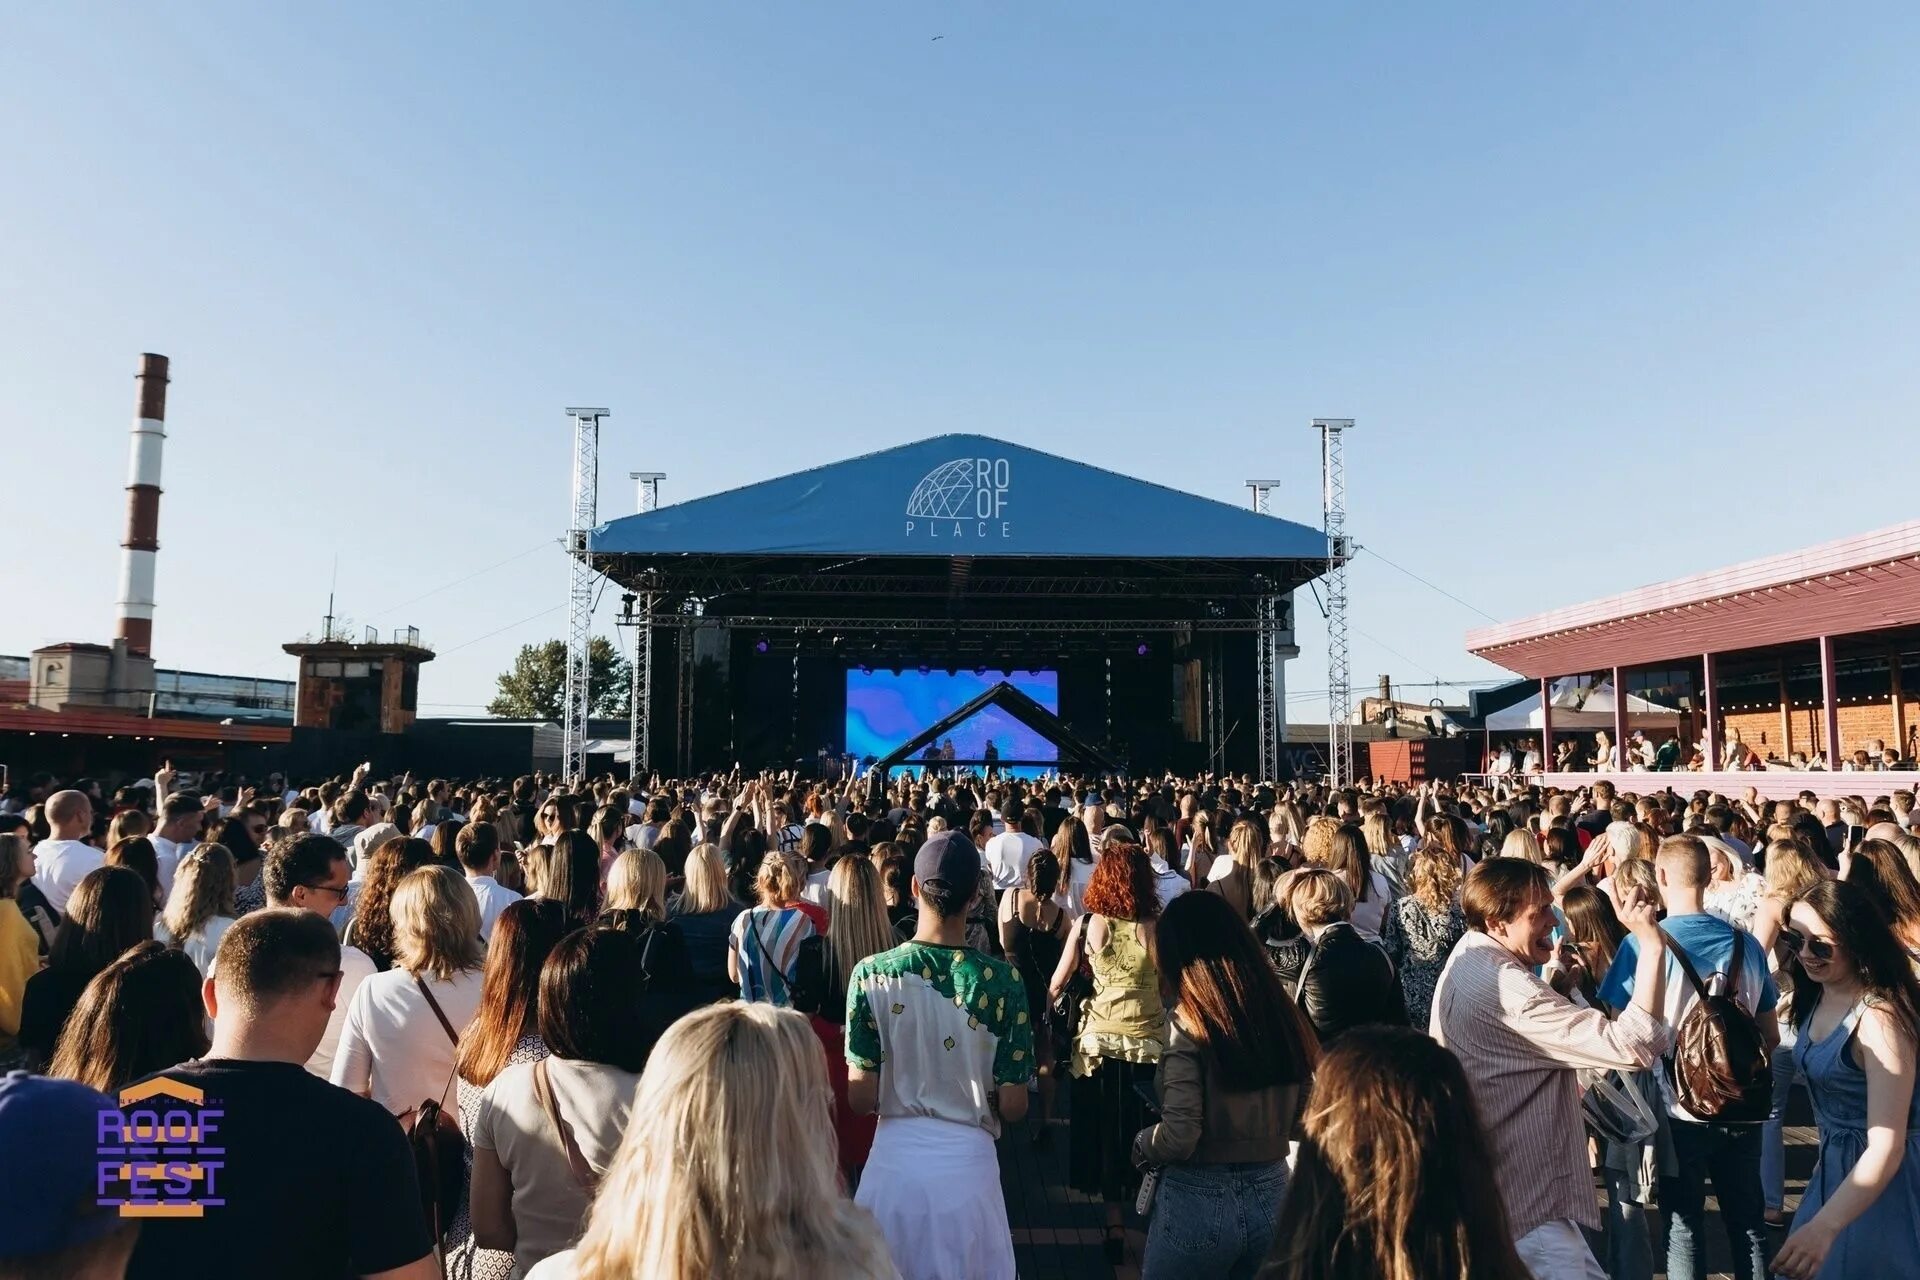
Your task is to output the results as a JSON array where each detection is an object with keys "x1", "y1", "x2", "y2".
[{"x1": 1790, "y1": 997, "x2": 1920, "y2": 1277}]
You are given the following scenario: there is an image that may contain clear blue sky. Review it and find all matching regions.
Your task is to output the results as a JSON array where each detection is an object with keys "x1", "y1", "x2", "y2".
[{"x1": 4, "y1": 5, "x2": 1916, "y2": 721}]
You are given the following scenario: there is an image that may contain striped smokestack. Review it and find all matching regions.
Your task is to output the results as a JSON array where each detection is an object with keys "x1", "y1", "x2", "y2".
[{"x1": 117, "y1": 353, "x2": 169, "y2": 657}]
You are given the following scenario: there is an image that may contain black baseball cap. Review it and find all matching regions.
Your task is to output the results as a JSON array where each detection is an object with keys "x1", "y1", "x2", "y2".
[{"x1": 914, "y1": 829, "x2": 981, "y2": 891}]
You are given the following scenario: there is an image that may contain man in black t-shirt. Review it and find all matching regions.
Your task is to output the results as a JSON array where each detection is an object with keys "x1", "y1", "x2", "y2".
[
  {"x1": 1574, "y1": 780, "x2": 1619, "y2": 844},
  {"x1": 121, "y1": 910, "x2": 436, "y2": 1280}
]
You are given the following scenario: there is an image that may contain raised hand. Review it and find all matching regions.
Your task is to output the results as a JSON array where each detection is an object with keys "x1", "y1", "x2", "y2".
[{"x1": 1616, "y1": 886, "x2": 1664, "y2": 942}]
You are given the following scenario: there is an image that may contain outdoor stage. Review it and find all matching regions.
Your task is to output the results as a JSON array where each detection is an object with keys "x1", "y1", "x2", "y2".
[{"x1": 584, "y1": 435, "x2": 1334, "y2": 778}]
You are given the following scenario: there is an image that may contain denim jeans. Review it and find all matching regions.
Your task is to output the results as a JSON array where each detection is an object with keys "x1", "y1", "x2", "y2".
[
  {"x1": 1761, "y1": 1039, "x2": 1799, "y2": 1212},
  {"x1": 1663, "y1": 1119, "x2": 1767, "y2": 1280},
  {"x1": 1601, "y1": 1166, "x2": 1655, "y2": 1280},
  {"x1": 1142, "y1": 1160, "x2": 1287, "y2": 1280}
]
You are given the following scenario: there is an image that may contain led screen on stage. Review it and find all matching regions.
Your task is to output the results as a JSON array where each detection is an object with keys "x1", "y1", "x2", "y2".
[{"x1": 846, "y1": 669, "x2": 1059, "y2": 772}]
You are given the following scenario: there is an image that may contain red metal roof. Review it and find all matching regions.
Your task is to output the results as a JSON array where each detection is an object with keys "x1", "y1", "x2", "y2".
[
  {"x1": 1467, "y1": 522, "x2": 1920, "y2": 678},
  {"x1": 0, "y1": 706, "x2": 291, "y2": 744}
]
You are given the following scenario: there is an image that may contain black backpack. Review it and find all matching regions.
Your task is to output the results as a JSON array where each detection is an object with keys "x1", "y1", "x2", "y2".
[{"x1": 1663, "y1": 928, "x2": 1773, "y2": 1123}]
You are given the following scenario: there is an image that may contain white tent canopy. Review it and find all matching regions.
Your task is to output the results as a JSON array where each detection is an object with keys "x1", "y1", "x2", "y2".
[{"x1": 1484, "y1": 677, "x2": 1681, "y2": 733}]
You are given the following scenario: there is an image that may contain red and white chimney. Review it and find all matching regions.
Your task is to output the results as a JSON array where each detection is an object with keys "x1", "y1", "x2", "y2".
[{"x1": 116, "y1": 353, "x2": 169, "y2": 657}]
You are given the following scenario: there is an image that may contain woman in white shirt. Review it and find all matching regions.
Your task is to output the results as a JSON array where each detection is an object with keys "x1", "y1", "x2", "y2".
[
  {"x1": 1054, "y1": 817, "x2": 1097, "y2": 918},
  {"x1": 331, "y1": 863, "x2": 486, "y2": 1116},
  {"x1": 471, "y1": 927, "x2": 652, "y2": 1278},
  {"x1": 154, "y1": 843, "x2": 238, "y2": 978},
  {"x1": 524, "y1": 1003, "x2": 895, "y2": 1280}
]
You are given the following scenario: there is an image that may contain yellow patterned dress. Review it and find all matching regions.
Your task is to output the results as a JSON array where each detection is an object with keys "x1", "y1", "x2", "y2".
[{"x1": 1068, "y1": 915, "x2": 1167, "y2": 1201}]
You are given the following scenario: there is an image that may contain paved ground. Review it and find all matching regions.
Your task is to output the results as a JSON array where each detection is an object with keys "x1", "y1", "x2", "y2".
[{"x1": 999, "y1": 1085, "x2": 1819, "y2": 1280}]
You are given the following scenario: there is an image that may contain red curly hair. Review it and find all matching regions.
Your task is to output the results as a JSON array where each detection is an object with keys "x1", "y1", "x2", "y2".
[{"x1": 1082, "y1": 841, "x2": 1160, "y2": 921}]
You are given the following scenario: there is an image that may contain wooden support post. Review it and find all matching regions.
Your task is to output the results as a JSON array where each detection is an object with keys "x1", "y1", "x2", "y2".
[
  {"x1": 1891, "y1": 643, "x2": 1905, "y2": 761},
  {"x1": 1819, "y1": 635, "x2": 1840, "y2": 766},
  {"x1": 1702, "y1": 652, "x2": 1721, "y2": 770},
  {"x1": 1539, "y1": 676, "x2": 1554, "y2": 773},
  {"x1": 1779, "y1": 656, "x2": 1792, "y2": 758},
  {"x1": 1612, "y1": 665, "x2": 1629, "y2": 772}
]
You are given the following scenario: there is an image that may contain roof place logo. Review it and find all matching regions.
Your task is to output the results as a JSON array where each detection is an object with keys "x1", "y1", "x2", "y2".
[
  {"x1": 905, "y1": 456, "x2": 1012, "y2": 541},
  {"x1": 96, "y1": 1077, "x2": 226, "y2": 1218}
]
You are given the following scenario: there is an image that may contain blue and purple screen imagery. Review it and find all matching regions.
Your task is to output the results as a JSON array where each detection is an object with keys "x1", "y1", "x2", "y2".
[{"x1": 845, "y1": 669, "x2": 1059, "y2": 773}]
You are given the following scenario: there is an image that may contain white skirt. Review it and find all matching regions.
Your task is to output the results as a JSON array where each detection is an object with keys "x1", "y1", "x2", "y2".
[{"x1": 856, "y1": 1116, "x2": 1014, "y2": 1280}]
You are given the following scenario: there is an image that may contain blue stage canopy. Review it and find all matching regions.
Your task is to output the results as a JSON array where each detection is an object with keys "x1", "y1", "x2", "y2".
[{"x1": 590, "y1": 435, "x2": 1326, "y2": 561}]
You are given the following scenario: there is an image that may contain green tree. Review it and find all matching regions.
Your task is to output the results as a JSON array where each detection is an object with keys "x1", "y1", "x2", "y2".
[{"x1": 487, "y1": 637, "x2": 630, "y2": 720}]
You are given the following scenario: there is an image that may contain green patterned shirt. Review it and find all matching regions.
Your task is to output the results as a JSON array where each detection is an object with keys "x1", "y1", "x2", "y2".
[{"x1": 846, "y1": 941, "x2": 1034, "y2": 1136}]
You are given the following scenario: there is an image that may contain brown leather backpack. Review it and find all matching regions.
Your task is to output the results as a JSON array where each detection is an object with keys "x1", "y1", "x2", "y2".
[
  {"x1": 1664, "y1": 927, "x2": 1773, "y2": 1123},
  {"x1": 403, "y1": 978, "x2": 469, "y2": 1247}
]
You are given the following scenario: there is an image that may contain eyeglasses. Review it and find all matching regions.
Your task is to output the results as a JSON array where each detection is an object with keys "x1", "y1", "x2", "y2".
[
  {"x1": 1780, "y1": 929, "x2": 1837, "y2": 963},
  {"x1": 299, "y1": 882, "x2": 350, "y2": 902}
]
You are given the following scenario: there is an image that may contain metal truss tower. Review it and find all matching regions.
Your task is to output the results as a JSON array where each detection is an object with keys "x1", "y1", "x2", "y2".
[
  {"x1": 1246, "y1": 480, "x2": 1282, "y2": 781},
  {"x1": 1316, "y1": 420, "x2": 1354, "y2": 786},
  {"x1": 562, "y1": 408, "x2": 607, "y2": 784},
  {"x1": 626, "y1": 472, "x2": 664, "y2": 782}
]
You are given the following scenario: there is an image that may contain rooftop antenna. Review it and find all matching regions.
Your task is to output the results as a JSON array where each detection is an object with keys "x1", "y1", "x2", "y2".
[
  {"x1": 562, "y1": 407, "x2": 608, "y2": 783},
  {"x1": 324, "y1": 555, "x2": 339, "y2": 642},
  {"x1": 1316, "y1": 420, "x2": 1355, "y2": 786}
]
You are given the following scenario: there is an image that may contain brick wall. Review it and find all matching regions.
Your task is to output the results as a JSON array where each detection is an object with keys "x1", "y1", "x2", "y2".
[{"x1": 1720, "y1": 698, "x2": 1920, "y2": 758}]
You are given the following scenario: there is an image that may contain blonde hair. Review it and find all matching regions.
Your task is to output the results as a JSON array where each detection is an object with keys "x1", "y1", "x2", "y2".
[
  {"x1": 755, "y1": 851, "x2": 802, "y2": 907},
  {"x1": 1605, "y1": 821, "x2": 1648, "y2": 865},
  {"x1": 1360, "y1": 811, "x2": 1394, "y2": 859},
  {"x1": 1308, "y1": 825, "x2": 1374, "y2": 902},
  {"x1": 1611, "y1": 856, "x2": 1659, "y2": 904},
  {"x1": 1189, "y1": 811, "x2": 1216, "y2": 860},
  {"x1": 679, "y1": 844, "x2": 733, "y2": 914},
  {"x1": 1289, "y1": 867, "x2": 1355, "y2": 928},
  {"x1": 391, "y1": 865, "x2": 485, "y2": 981},
  {"x1": 1499, "y1": 829, "x2": 1543, "y2": 864},
  {"x1": 1763, "y1": 839, "x2": 1827, "y2": 902},
  {"x1": 161, "y1": 844, "x2": 237, "y2": 943},
  {"x1": 825, "y1": 857, "x2": 893, "y2": 995},
  {"x1": 1300, "y1": 815, "x2": 1341, "y2": 867},
  {"x1": 606, "y1": 849, "x2": 669, "y2": 923},
  {"x1": 1227, "y1": 817, "x2": 1269, "y2": 871},
  {"x1": 518, "y1": 843, "x2": 552, "y2": 899},
  {"x1": 567, "y1": 1003, "x2": 896, "y2": 1279},
  {"x1": 1407, "y1": 843, "x2": 1463, "y2": 916}
]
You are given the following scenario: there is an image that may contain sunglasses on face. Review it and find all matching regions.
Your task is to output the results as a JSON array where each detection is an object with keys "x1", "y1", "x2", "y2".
[{"x1": 1780, "y1": 929, "x2": 1837, "y2": 963}]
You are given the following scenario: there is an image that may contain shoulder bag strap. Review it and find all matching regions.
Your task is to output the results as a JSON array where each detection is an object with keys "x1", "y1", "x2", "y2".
[
  {"x1": 1656, "y1": 927, "x2": 1711, "y2": 1003},
  {"x1": 415, "y1": 975, "x2": 461, "y2": 1044},
  {"x1": 749, "y1": 909, "x2": 790, "y2": 996},
  {"x1": 531, "y1": 1060, "x2": 598, "y2": 1192},
  {"x1": 412, "y1": 976, "x2": 462, "y2": 1111},
  {"x1": 1293, "y1": 932, "x2": 1326, "y2": 1002}
]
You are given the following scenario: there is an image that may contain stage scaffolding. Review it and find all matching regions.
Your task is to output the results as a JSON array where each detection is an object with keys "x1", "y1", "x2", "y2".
[
  {"x1": 579, "y1": 433, "x2": 1336, "y2": 781},
  {"x1": 608, "y1": 580, "x2": 1305, "y2": 781}
]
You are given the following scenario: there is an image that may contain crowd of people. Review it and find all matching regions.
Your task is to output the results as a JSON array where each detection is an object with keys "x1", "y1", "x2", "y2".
[
  {"x1": 3, "y1": 760, "x2": 1920, "y2": 1279},
  {"x1": 1489, "y1": 727, "x2": 1920, "y2": 775}
]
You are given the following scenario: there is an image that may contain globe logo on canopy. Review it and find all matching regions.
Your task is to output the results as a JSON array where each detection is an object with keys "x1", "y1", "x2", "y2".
[{"x1": 904, "y1": 456, "x2": 1012, "y2": 541}]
